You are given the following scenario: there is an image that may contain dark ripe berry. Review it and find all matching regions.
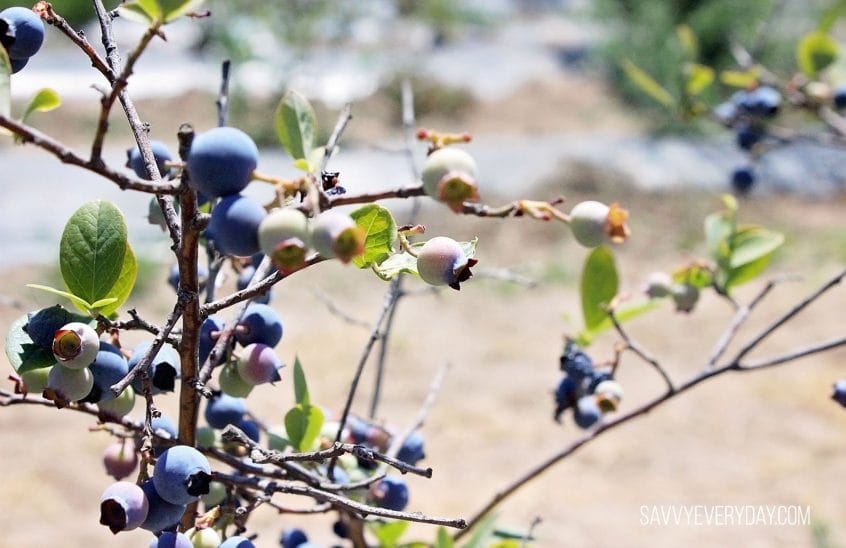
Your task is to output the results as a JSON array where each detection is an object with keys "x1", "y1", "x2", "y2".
[
  {"x1": 573, "y1": 395, "x2": 602, "y2": 429},
  {"x1": 99, "y1": 481, "x2": 149, "y2": 534},
  {"x1": 280, "y1": 528, "x2": 309, "y2": 548},
  {"x1": 832, "y1": 380, "x2": 846, "y2": 408},
  {"x1": 9, "y1": 56, "x2": 26, "y2": 73},
  {"x1": 748, "y1": 86, "x2": 781, "y2": 117},
  {"x1": 587, "y1": 370, "x2": 613, "y2": 393},
  {"x1": 559, "y1": 342, "x2": 594, "y2": 379},
  {"x1": 0, "y1": 7, "x2": 44, "y2": 59},
  {"x1": 731, "y1": 166, "x2": 756, "y2": 195},
  {"x1": 129, "y1": 341, "x2": 180, "y2": 395},
  {"x1": 127, "y1": 140, "x2": 173, "y2": 180},
  {"x1": 199, "y1": 315, "x2": 224, "y2": 365},
  {"x1": 713, "y1": 101, "x2": 737, "y2": 125},
  {"x1": 416, "y1": 236, "x2": 476, "y2": 290},
  {"x1": 187, "y1": 127, "x2": 258, "y2": 198},
  {"x1": 219, "y1": 536, "x2": 256, "y2": 548},
  {"x1": 204, "y1": 393, "x2": 246, "y2": 429},
  {"x1": 150, "y1": 531, "x2": 193, "y2": 548},
  {"x1": 235, "y1": 303, "x2": 283, "y2": 347},
  {"x1": 236, "y1": 418, "x2": 261, "y2": 443},
  {"x1": 237, "y1": 266, "x2": 271, "y2": 304},
  {"x1": 84, "y1": 342, "x2": 129, "y2": 403},
  {"x1": 151, "y1": 415, "x2": 177, "y2": 457},
  {"x1": 371, "y1": 476, "x2": 409, "y2": 511},
  {"x1": 208, "y1": 194, "x2": 267, "y2": 257},
  {"x1": 397, "y1": 431, "x2": 425, "y2": 465},
  {"x1": 554, "y1": 375, "x2": 579, "y2": 422},
  {"x1": 735, "y1": 123, "x2": 762, "y2": 151},
  {"x1": 153, "y1": 445, "x2": 212, "y2": 505},
  {"x1": 834, "y1": 86, "x2": 846, "y2": 110},
  {"x1": 332, "y1": 520, "x2": 349, "y2": 539},
  {"x1": 140, "y1": 480, "x2": 187, "y2": 533}
]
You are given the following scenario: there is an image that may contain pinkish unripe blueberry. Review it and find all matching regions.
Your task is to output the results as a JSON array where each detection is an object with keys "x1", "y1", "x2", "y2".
[
  {"x1": 421, "y1": 147, "x2": 479, "y2": 212},
  {"x1": 311, "y1": 211, "x2": 366, "y2": 263},
  {"x1": 671, "y1": 283, "x2": 699, "y2": 313},
  {"x1": 569, "y1": 201, "x2": 630, "y2": 248},
  {"x1": 100, "y1": 481, "x2": 149, "y2": 534},
  {"x1": 52, "y1": 322, "x2": 99, "y2": 370},
  {"x1": 416, "y1": 236, "x2": 477, "y2": 290},
  {"x1": 47, "y1": 364, "x2": 94, "y2": 401},
  {"x1": 258, "y1": 208, "x2": 310, "y2": 274},
  {"x1": 644, "y1": 272, "x2": 673, "y2": 299},
  {"x1": 237, "y1": 343, "x2": 284, "y2": 385},
  {"x1": 103, "y1": 440, "x2": 139, "y2": 480}
]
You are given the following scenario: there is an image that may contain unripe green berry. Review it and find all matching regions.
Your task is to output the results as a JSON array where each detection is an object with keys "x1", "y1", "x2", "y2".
[
  {"x1": 644, "y1": 272, "x2": 673, "y2": 299},
  {"x1": 20, "y1": 367, "x2": 50, "y2": 394},
  {"x1": 421, "y1": 147, "x2": 479, "y2": 212},
  {"x1": 52, "y1": 322, "x2": 100, "y2": 370},
  {"x1": 311, "y1": 211, "x2": 365, "y2": 263},
  {"x1": 569, "y1": 200, "x2": 630, "y2": 248},
  {"x1": 98, "y1": 388, "x2": 136, "y2": 417},
  {"x1": 258, "y1": 208, "x2": 310, "y2": 274},
  {"x1": 218, "y1": 361, "x2": 253, "y2": 398},
  {"x1": 48, "y1": 364, "x2": 94, "y2": 401}
]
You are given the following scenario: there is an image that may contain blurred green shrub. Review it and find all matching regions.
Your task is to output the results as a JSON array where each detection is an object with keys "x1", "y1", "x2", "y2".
[{"x1": 593, "y1": 0, "x2": 797, "y2": 132}]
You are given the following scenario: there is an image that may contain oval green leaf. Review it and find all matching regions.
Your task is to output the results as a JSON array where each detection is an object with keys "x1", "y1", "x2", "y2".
[
  {"x1": 350, "y1": 204, "x2": 398, "y2": 268},
  {"x1": 21, "y1": 88, "x2": 61, "y2": 123},
  {"x1": 621, "y1": 59, "x2": 675, "y2": 108},
  {"x1": 27, "y1": 284, "x2": 93, "y2": 315},
  {"x1": 284, "y1": 404, "x2": 324, "y2": 452},
  {"x1": 275, "y1": 90, "x2": 317, "y2": 161},
  {"x1": 580, "y1": 246, "x2": 619, "y2": 331},
  {"x1": 292, "y1": 357, "x2": 310, "y2": 407},
  {"x1": 160, "y1": 0, "x2": 206, "y2": 22},
  {"x1": 797, "y1": 31, "x2": 838, "y2": 77},
  {"x1": 98, "y1": 244, "x2": 138, "y2": 317},
  {"x1": 60, "y1": 200, "x2": 128, "y2": 306}
]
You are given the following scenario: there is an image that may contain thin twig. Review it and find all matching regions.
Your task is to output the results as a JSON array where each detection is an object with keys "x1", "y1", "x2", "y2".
[
  {"x1": 216, "y1": 60, "x2": 231, "y2": 128},
  {"x1": 321, "y1": 103, "x2": 353, "y2": 172},
  {"x1": 608, "y1": 310, "x2": 674, "y2": 392},
  {"x1": 311, "y1": 288, "x2": 372, "y2": 330}
]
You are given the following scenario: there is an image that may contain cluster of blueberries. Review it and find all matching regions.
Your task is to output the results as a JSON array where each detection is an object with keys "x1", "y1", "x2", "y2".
[
  {"x1": 713, "y1": 85, "x2": 782, "y2": 195},
  {"x1": 0, "y1": 6, "x2": 44, "y2": 73},
  {"x1": 554, "y1": 342, "x2": 623, "y2": 428}
]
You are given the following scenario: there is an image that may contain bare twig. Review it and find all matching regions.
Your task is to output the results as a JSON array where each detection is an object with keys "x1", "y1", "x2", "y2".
[
  {"x1": 608, "y1": 310, "x2": 674, "y2": 392},
  {"x1": 321, "y1": 103, "x2": 353, "y2": 172},
  {"x1": 311, "y1": 288, "x2": 372, "y2": 330},
  {"x1": 217, "y1": 60, "x2": 232, "y2": 128}
]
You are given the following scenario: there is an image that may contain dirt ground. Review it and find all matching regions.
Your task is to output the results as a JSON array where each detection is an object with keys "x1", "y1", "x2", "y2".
[{"x1": 2, "y1": 58, "x2": 846, "y2": 547}]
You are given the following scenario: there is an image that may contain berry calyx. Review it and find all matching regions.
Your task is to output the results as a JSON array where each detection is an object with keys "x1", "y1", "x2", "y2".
[
  {"x1": 415, "y1": 236, "x2": 477, "y2": 290},
  {"x1": 52, "y1": 322, "x2": 99, "y2": 370}
]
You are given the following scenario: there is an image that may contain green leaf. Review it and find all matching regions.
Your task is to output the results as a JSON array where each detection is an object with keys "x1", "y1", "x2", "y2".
[
  {"x1": 676, "y1": 24, "x2": 698, "y2": 58},
  {"x1": 820, "y1": 0, "x2": 846, "y2": 32},
  {"x1": 719, "y1": 67, "x2": 762, "y2": 88},
  {"x1": 580, "y1": 247, "x2": 619, "y2": 331},
  {"x1": 797, "y1": 31, "x2": 838, "y2": 77},
  {"x1": 117, "y1": 0, "x2": 161, "y2": 23},
  {"x1": 27, "y1": 284, "x2": 94, "y2": 315},
  {"x1": 684, "y1": 64, "x2": 714, "y2": 96},
  {"x1": 292, "y1": 357, "x2": 310, "y2": 406},
  {"x1": 725, "y1": 253, "x2": 772, "y2": 290},
  {"x1": 574, "y1": 299, "x2": 662, "y2": 347},
  {"x1": 728, "y1": 226, "x2": 785, "y2": 269},
  {"x1": 5, "y1": 315, "x2": 56, "y2": 373},
  {"x1": 159, "y1": 0, "x2": 206, "y2": 21},
  {"x1": 621, "y1": 59, "x2": 675, "y2": 108},
  {"x1": 373, "y1": 238, "x2": 478, "y2": 281},
  {"x1": 672, "y1": 264, "x2": 714, "y2": 289},
  {"x1": 89, "y1": 297, "x2": 118, "y2": 309},
  {"x1": 704, "y1": 212, "x2": 734, "y2": 268},
  {"x1": 59, "y1": 200, "x2": 128, "y2": 306},
  {"x1": 284, "y1": 404, "x2": 325, "y2": 452},
  {"x1": 21, "y1": 88, "x2": 61, "y2": 124},
  {"x1": 97, "y1": 244, "x2": 137, "y2": 317},
  {"x1": 435, "y1": 527, "x2": 454, "y2": 548},
  {"x1": 370, "y1": 521, "x2": 410, "y2": 547},
  {"x1": 350, "y1": 205, "x2": 398, "y2": 268},
  {"x1": 461, "y1": 512, "x2": 498, "y2": 548},
  {"x1": 275, "y1": 90, "x2": 317, "y2": 161}
]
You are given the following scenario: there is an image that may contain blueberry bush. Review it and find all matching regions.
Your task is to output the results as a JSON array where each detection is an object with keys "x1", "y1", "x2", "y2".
[{"x1": 2, "y1": 2, "x2": 846, "y2": 547}]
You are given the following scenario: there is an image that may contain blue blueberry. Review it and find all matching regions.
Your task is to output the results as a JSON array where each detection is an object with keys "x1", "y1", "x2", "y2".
[
  {"x1": 554, "y1": 375, "x2": 579, "y2": 422},
  {"x1": 151, "y1": 414, "x2": 178, "y2": 457},
  {"x1": 153, "y1": 445, "x2": 212, "y2": 505},
  {"x1": 236, "y1": 418, "x2": 261, "y2": 443},
  {"x1": 280, "y1": 528, "x2": 308, "y2": 548},
  {"x1": 150, "y1": 531, "x2": 192, "y2": 548},
  {"x1": 237, "y1": 265, "x2": 271, "y2": 304},
  {"x1": 731, "y1": 166, "x2": 756, "y2": 195},
  {"x1": 209, "y1": 194, "x2": 266, "y2": 257},
  {"x1": 573, "y1": 396, "x2": 601, "y2": 429},
  {"x1": 167, "y1": 263, "x2": 208, "y2": 292},
  {"x1": 83, "y1": 341, "x2": 129, "y2": 403},
  {"x1": 834, "y1": 86, "x2": 846, "y2": 110},
  {"x1": 199, "y1": 315, "x2": 225, "y2": 365},
  {"x1": 204, "y1": 393, "x2": 246, "y2": 429},
  {"x1": 219, "y1": 537, "x2": 255, "y2": 548},
  {"x1": 332, "y1": 520, "x2": 349, "y2": 539},
  {"x1": 587, "y1": 370, "x2": 613, "y2": 393},
  {"x1": 735, "y1": 123, "x2": 762, "y2": 151},
  {"x1": 127, "y1": 140, "x2": 173, "y2": 180},
  {"x1": 130, "y1": 341, "x2": 181, "y2": 395},
  {"x1": 346, "y1": 416, "x2": 369, "y2": 444},
  {"x1": 187, "y1": 127, "x2": 258, "y2": 198},
  {"x1": 372, "y1": 476, "x2": 409, "y2": 511},
  {"x1": 748, "y1": 86, "x2": 780, "y2": 117},
  {"x1": 0, "y1": 7, "x2": 44, "y2": 59},
  {"x1": 235, "y1": 303, "x2": 283, "y2": 347},
  {"x1": 559, "y1": 342, "x2": 594, "y2": 379},
  {"x1": 713, "y1": 101, "x2": 737, "y2": 125},
  {"x1": 397, "y1": 431, "x2": 425, "y2": 466},
  {"x1": 832, "y1": 380, "x2": 846, "y2": 408},
  {"x1": 140, "y1": 480, "x2": 187, "y2": 533},
  {"x1": 10, "y1": 56, "x2": 26, "y2": 73}
]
